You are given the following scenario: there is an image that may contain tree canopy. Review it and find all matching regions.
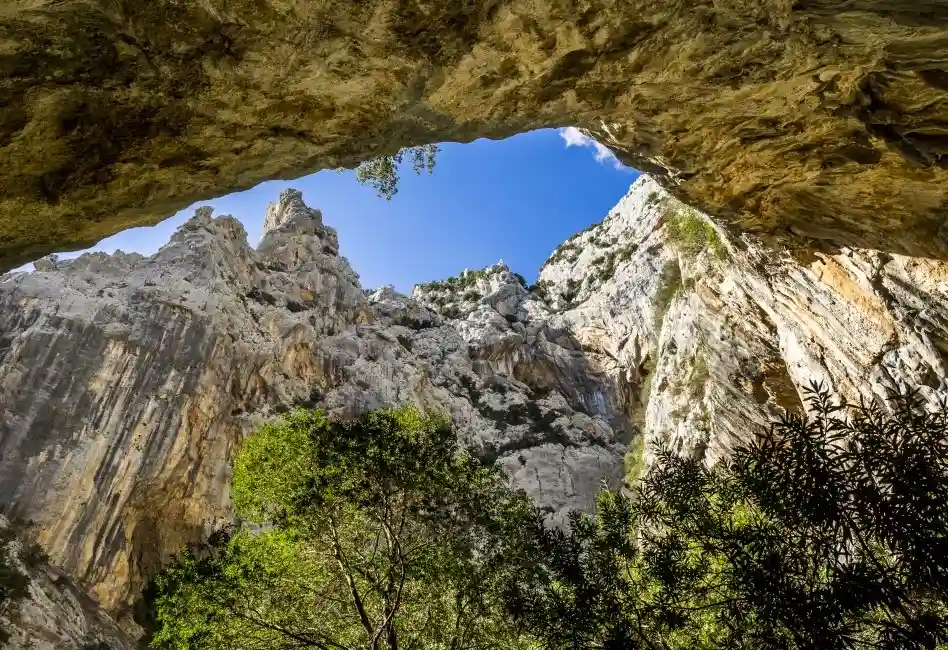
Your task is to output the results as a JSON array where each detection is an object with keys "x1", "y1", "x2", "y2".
[
  {"x1": 503, "y1": 384, "x2": 948, "y2": 650},
  {"x1": 149, "y1": 407, "x2": 533, "y2": 650},
  {"x1": 150, "y1": 385, "x2": 948, "y2": 650},
  {"x1": 354, "y1": 145, "x2": 439, "y2": 200}
]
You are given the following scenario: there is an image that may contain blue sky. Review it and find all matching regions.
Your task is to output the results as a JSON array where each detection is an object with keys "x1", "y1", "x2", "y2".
[{"x1": 38, "y1": 128, "x2": 638, "y2": 293}]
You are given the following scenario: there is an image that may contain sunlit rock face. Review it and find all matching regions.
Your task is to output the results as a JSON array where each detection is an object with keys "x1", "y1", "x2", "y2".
[
  {"x1": 0, "y1": 190, "x2": 631, "y2": 625},
  {"x1": 4, "y1": 174, "x2": 948, "y2": 642},
  {"x1": 538, "y1": 175, "x2": 948, "y2": 468},
  {"x1": 1, "y1": 0, "x2": 948, "y2": 268}
]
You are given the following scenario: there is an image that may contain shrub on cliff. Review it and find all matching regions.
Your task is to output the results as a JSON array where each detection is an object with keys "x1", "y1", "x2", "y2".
[
  {"x1": 355, "y1": 144, "x2": 439, "y2": 200},
  {"x1": 503, "y1": 384, "x2": 948, "y2": 649},
  {"x1": 149, "y1": 407, "x2": 534, "y2": 650},
  {"x1": 664, "y1": 207, "x2": 728, "y2": 260}
]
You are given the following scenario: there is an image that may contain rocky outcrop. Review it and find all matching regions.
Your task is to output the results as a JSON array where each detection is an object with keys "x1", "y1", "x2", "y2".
[
  {"x1": 0, "y1": 189, "x2": 631, "y2": 628},
  {"x1": 538, "y1": 175, "x2": 948, "y2": 469},
  {"x1": 3, "y1": 175, "x2": 948, "y2": 644},
  {"x1": 2, "y1": 1, "x2": 948, "y2": 268},
  {"x1": 0, "y1": 517, "x2": 134, "y2": 650}
]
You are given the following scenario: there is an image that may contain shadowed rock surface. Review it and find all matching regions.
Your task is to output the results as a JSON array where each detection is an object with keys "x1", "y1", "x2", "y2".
[
  {"x1": 0, "y1": 517, "x2": 135, "y2": 650},
  {"x1": 2, "y1": 0, "x2": 948, "y2": 268}
]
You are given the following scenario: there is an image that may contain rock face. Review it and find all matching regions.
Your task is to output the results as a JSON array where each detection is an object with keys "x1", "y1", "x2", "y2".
[
  {"x1": 3, "y1": 176, "x2": 948, "y2": 643},
  {"x1": 538, "y1": 175, "x2": 948, "y2": 468},
  {"x1": 2, "y1": 1, "x2": 948, "y2": 268},
  {"x1": 0, "y1": 517, "x2": 135, "y2": 650},
  {"x1": 0, "y1": 189, "x2": 631, "y2": 627}
]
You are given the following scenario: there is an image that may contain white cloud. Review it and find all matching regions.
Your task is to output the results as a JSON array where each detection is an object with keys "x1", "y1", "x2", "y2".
[{"x1": 559, "y1": 127, "x2": 626, "y2": 170}]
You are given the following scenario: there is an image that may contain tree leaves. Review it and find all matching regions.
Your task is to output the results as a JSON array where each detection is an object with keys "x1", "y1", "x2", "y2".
[
  {"x1": 354, "y1": 145, "x2": 439, "y2": 200},
  {"x1": 151, "y1": 407, "x2": 533, "y2": 650},
  {"x1": 151, "y1": 387, "x2": 948, "y2": 650},
  {"x1": 505, "y1": 384, "x2": 948, "y2": 650}
]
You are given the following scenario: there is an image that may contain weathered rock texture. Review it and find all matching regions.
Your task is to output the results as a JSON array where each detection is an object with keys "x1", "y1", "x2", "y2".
[
  {"x1": 0, "y1": 189, "x2": 632, "y2": 628},
  {"x1": 3, "y1": 176, "x2": 948, "y2": 643},
  {"x1": 2, "y1": 0, "x2": 948, "y2": 268},
  {"x1": 538, "y1": 175, "x2": 948, "y2": 469},
  {"x1": 0, "y1": 517, "x2": 135, "y2": 650}
]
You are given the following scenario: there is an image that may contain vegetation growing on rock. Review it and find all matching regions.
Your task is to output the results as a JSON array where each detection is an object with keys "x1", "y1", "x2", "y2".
[
  {"x1": 665, "y1": 207, "x2": 729, "y2": 260},
  {"x1": 0, "y1": 528, "x2": 30, "y2": 645},
  {"x1": 417, "y1": 267, "x2": 488, "y2": 292},
  {"x1": 652, "y1": 259, "x2": 684, "y2": 333},
  {"x1": 623, "y1": 433, "x2": 647, "y2": 486},
  {"x1": 149, "y1": 385, "x2": 948, "y2": 650},
  {"x1": 591, "y1": 241, "x2": 638, "y2": 284}
]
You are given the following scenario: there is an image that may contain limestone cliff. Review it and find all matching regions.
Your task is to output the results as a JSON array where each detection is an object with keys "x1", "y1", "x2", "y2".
[
  {"x1": 0, "y1": 517, "x2": 134, "y2": 650},
  {"x1": 2, "y1": 0, "x2": 948, "y2": 268},
  {"x1": 0, "y1": 189, "x2": 631, "y2": 627},
  {"x1": 3, "y1": 176, "x2": 948, "y2": 645},
  {"x1": 539, "y1": 175, "x2": 948, "y2": 469}
]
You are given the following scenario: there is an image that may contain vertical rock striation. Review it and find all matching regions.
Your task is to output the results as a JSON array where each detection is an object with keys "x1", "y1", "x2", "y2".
[
  {"x1": 0, "y1": 517, "x2": 135, "y2": 650},
  {"x1": 539, "y1": 175, "x2": 948, "y2": 469},
  {"x1": 0, "y1": 190, "x2": 631, "y2": 624},
  {"x1": 3, "y1": 175, "x2": 948, "y2": 642}
]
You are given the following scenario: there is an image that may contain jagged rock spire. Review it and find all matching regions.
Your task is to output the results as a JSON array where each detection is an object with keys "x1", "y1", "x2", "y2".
[{"x1": 262, "y1": 188, "x2": 322, "y2": 237}]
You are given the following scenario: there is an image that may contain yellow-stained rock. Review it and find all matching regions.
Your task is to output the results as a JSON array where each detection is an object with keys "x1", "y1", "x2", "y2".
[{"x1": 2, "y1": 0, "x2": 948, "y2": 267}]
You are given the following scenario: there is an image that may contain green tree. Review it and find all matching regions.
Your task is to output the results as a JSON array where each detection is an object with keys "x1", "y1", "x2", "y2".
[
  {"x1": 150, "y1": 407, "x2": 534, "y2": 650},
  {"x1": 355, "y1": 145, "x2": 439, "y2": 200},
  {"x1": 503, "y1": 383, "x2": 948, "y2": 650}
]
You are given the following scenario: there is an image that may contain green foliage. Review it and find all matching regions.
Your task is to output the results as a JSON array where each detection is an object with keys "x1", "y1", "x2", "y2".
[
  {"x1": 668, "y1": 346, "x2": 711, "y2": 415},
  {"x1": 149, "y1": 383, "x2": 948, "y2": 650},
  {"x1": 652, "y1": 259, "x2": 683, "y2": 333},
  {"x1": 542, "y1": 221, "x2": 602, "y2": 270},
  {"x1": 442, "y1": 304, "x2": 462, "y2": 319},
  {"x1": 593, "y1": 242, "x2": 637, "y2": 284},
  {"x1": 418, "y1": 268, "x2": 487, "y2": 293},
  {"x1": 665, "y1": 207, "x2": 728, "y2": 260},
  {"x1": 503, "y1": 384, "x2": 948, "y2": 650},
  {"x1": 0, "y1": 528, "x2": 30, "y2": 645},
  {"x1": 355, "y1": 144, "x2": 439, "y2": 200},
  {"x1": 151, "y1": 407, "x2": 535, "y2": 650},
  {"x1": 560, "y1": 277, "x2": 580, "y2": 307},
  {"x1": 624, "y1": 434, "x2": 647, "y2": 486},
  {"x1": 230, "y1": 408, "x2": 323, "y2": 523},
  {"x1": 644, "y1": 191, "x2": 663, "y2": 209}
]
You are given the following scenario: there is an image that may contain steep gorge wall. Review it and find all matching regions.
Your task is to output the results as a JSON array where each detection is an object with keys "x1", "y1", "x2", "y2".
[
  {"x1": 2, "y1": 0, "x2": 948, "y2": 267},
  {"x1": 0, "y1": 517, "x2": 135, "y2": 650},
  {"x1": 539, "y1": 175, "x2": 948, "y2": 468},
  {"x1": 2, "y1": 175, "x2": 948, "y2": 645},
  {"x1": 0, "y1": 190, "x2": 632, "y2": 627}
]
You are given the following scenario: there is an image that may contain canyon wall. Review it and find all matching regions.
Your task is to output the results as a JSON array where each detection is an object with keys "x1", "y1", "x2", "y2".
[
  {"x1": 0, "y1": 517, "x2": 135, "y2": 650},
  {"x1": 0, "y1": 189, "x2": 632, "y2": 629},
  {"x1": 539, "y1": 176, "x2": 948, "y2": 468},
  {"x1": 2, "y1": 175, "x2": 948, "y2": 645},
  {"x1": 2, "y1": 0, "x2": 948, "y2": 268}
]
